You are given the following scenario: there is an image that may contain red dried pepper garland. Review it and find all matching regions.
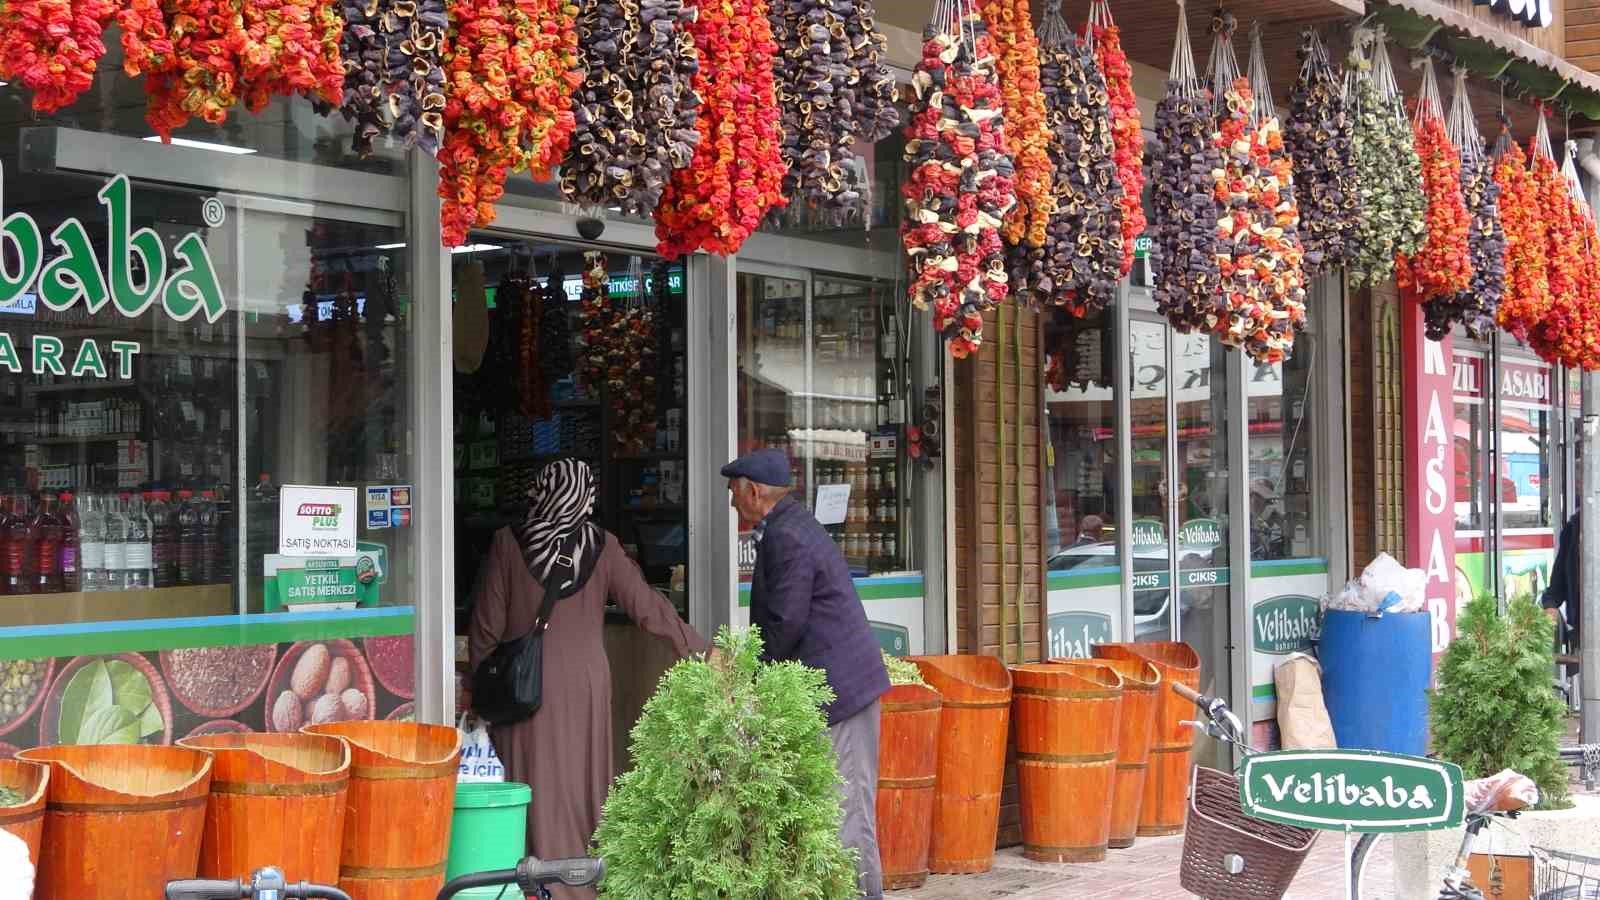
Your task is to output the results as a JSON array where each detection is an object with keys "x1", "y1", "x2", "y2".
[
  {"x1": 1396, "y1": 71, "x2": 1471, "y2": 304},
  {"x1": 1493, "y1": 134, "x2": 1550, "y2": 340},
  {"x1": 977, "y1": 0, "x2": 1055, "y2": 248},
  {"x1": 0, "y1": 0, "x2": 118, "y2": 113},
  {"x1": 1087, "y1": 11, "x2": 1145, "y2": 279},
  {"x1": 140, "y1": 3, "x2": 250, "y2": 137},
  {"x1": 238, "y1": 0, "x2": 345, "y2": 113},
  {"x1": 437, "y1": 0, "x2": 583, "y2": 246},
  {"x1": 1528, "y1": 142, "x2": 1594, "y2": 367},
  {"x1": 653, "y1": 0, "x2": 786, "y2": 259}
]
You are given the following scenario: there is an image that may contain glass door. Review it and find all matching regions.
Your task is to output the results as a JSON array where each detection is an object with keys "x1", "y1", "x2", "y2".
[{"x1": 1129, "y1": 316, "x2": 1174, "y2": 643}]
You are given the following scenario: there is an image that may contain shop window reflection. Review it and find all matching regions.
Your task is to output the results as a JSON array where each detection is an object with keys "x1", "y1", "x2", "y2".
[{"x1": 1247, "y1": 334, "x2": 1319, "y2": 561}]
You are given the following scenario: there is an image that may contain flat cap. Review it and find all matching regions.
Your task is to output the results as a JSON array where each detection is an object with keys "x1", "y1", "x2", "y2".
[{"x1": 720, "y1": 448, "x2": 791, "y2": 487}]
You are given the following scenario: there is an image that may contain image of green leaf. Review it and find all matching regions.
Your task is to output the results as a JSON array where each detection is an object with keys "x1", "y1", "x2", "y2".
[
  {"x1": 77, "y1": 704, "x2": 138, "y2": 745},
  {"x1": 57, "y1": 658, "x2": 164, "y2": 745}
]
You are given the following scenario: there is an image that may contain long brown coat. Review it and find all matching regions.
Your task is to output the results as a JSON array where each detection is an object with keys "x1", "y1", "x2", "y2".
[{"x1": 469, "y1": 528, "x2": 709, "y2": 898}]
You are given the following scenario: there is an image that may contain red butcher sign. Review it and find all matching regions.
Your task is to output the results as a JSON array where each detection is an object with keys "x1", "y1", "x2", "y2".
[{"x1": 1402, "y1": 293, "x2": 1457, "y2": 672}]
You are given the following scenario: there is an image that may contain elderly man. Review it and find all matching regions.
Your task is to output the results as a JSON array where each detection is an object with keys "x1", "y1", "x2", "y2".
[{"x1": 724, "y1": 448, "x2": 890, "y2": 900}]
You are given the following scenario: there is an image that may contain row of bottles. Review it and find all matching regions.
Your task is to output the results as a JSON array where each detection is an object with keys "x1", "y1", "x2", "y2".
[{"x1": 0, "y1": 490, "x2": 229, "y2": 595}]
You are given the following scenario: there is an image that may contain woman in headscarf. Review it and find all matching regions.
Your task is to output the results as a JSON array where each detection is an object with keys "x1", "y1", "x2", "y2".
[{"x1": 469, "y1": 458, "x2": 709, "y2": 893}]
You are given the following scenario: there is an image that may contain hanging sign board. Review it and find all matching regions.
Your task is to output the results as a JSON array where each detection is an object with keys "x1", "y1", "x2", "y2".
[
  {"x1": 814, "y1": 483, "x2": 851, "y2": 526},
  {"x1": 1238, "y1": 749, "x2": 1465, "y2": 833},
  {"x1": 279, "y1": 485, "x2": 359, "y2": 556},
  {"x1": 1401, "y1": 297, "x2": 1457, "y2": 665}
]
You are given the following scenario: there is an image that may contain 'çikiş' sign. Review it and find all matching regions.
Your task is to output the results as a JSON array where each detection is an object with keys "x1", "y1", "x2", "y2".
[
  {"x1": 1239, "y1": 749, "x2": 1465, "y2": 833},
  {"x1": 0, "y1": 161, "x2": 226, "y2": 379}
]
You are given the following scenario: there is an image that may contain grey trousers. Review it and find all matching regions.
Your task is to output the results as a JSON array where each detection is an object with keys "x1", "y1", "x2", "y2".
[{"x1": 830, "y1": 698, "x2": 884, "y2": 900}]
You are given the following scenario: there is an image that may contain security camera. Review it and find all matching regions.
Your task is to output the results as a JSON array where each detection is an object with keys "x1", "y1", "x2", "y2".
[{"x1": 576, "y1": 217, "x2": 605, "y2": 241}]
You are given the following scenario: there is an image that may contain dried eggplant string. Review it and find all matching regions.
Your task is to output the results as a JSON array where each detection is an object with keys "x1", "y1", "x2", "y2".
[
  {"x1": 1084, "y1": 0, "x2": 1146, "y2": 279},
  {"x1": 320, "y1": 0, "x2": 449, "y2": 156},
  {"x1": 1429, "y1": 65, "x2": 1503, "y2": 339},
  {"x1": 1287, "y1": 29, "x2": 1356, "y2": 275}
]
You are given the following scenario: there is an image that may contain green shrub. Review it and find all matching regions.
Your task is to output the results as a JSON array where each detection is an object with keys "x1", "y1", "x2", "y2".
[
  {"x1": 1429, "y1": 593, "x2": 1570, "y2": 809},
  {"x1": 593, "y1": 626, "x2": 858, "y2": 900}
]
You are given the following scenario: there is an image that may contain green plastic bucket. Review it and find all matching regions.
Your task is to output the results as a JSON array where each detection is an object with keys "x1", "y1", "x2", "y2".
[{"x1": 447, "y1": 782, "x2": 532, "y2": 883}]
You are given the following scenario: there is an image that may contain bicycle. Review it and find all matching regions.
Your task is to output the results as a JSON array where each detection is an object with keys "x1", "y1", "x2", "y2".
[{"x1": 165, "y1": 856, "x2": 606, "y2": 900}]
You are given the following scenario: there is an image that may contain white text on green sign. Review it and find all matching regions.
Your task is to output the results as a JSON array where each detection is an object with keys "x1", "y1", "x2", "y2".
[
  {"x1": 1239, "y1": 750, "x2": 1464, "y2": 833},
  {"x1": 1253, "y1": 595, "x2": 1322, "y2": 654}
]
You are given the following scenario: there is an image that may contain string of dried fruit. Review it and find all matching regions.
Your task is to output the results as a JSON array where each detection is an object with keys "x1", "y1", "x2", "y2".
[
  {"x1": 1396, "y1": 74, "x2": 1471, "y2": 304},
  {"x1": 437, "y1": 0, "x2": 583, "y2": 246},
  {"x1": 141, "y1": 4, "x2": 251, "y2": 137},
  {"x1": 238, "y1": 0, "x2": 346, "y2": 113},
  {"x1": 1013, "y1": 11, "x2": 1121, "y2": 316},
  {"x1": 977, "y1": 0, "x2": 1055, "y2": 247},
  {"x1": 1426, "y1": 69, "x2": 1502, "y2": 340},
  {"x1": 320, "y1": 0, "x2": 449, "y2": 156},
  {"x1": 1285, "y1": 29, "x2": 1355, "y2": 275},
  {"x1": 575, "y1": 254, "x2": 618, "y2": 395},
  {"x1": 901, "y1": 10, "x2": 1019, "y2": 359},
  {"x1": 538, "y1": 260, "x2": 575, "y2": 387},
  {"x1": 1084, "y1": 0, "x2": 1144, "y2": 278},
  {"x1": 1529, "y1": 142, "x2": 1589, "y2": 365},
  {"x1": 1345, "y1": 33, "x2": 1426, "y2": 287},
  {"x1": 561, "y1": 0, "x2": 700, "y2": 217},
  {"x1": 118, "y1": 0, "x2": 175, "y2": 82},
  {"x1": 0, "y1": 0, "x2": 118, "y2": 113},
  {"x1": 654, "y1": 0, "x2": 786, "y2": 258},
  {"x1": 608, "y1": 303, "x2": 660, "y2": 456},
  {"x1": 1492, "y1": 135, "x2": 1550, "y2": 339},
  {"x1": 846, "y1": 0, "x2": 900, "y2": 142}
]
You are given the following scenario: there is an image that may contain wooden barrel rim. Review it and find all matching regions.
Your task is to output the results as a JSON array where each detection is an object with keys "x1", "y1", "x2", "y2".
[
  {"x1": 341, "y1": 861, "x2": 448, "y2": 880},
  {"x1": 877, "y1": 775, "x2": 936, "y2": 789},
  {"x1": 940, "y1": 698, "x2": 1010, "y2": 709},
  {"x1": 0, "y1": 807, "x2": 42, "y2": 826},
  {"x1": 210, "y1": 777, "x2": 350, "y2": 797},
  {"x1": 1025, "y1": 842, "x2": 1106, "y2": 855},
  {"x1": 1147, "y1": 745, "x2": 1193, "y2": 755},
  {"x1": 1014, "y1": 685, "x2": 1120, "y2": 700},
  {"x1": 351, "y1": 760, "x2": 458, "y2": 780},
  {"x1": 882, "y1": 699, "x2": 941, "y2": 713},
  {"x1": 48, "y1": 794, "x2": 207, "y2": 815},
  {"x1": 1015, "y1": 751, "x2": 1117, "y2": 765},
  {"x1": 1115, "y1": 761, "x2": 1149, "y2": 772}
]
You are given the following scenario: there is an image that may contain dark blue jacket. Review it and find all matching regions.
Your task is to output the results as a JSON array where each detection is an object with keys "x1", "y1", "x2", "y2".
[{"x1": 751, "y1": 497, "x2": 889, "y2": 725}]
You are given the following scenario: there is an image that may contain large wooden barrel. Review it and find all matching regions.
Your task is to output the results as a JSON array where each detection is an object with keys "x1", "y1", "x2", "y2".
[
  {"x1": 1010, "y1": 663, "x2": 1122, "y2": 863},
  {"x1": 179, "y1": 732, "x2": 350, "y2": 884},
  {"x1": 1080, "y1": 653, "x2": 1162, "y2": 848},
  {"x1": 1094, "y1": 642, "x2": 1200, "y2": 836},
  {"x1": 0, "y1": 759, "x2": 48, "y2": 867},
  {"x1": 876, "y1": 683, "x2": 941, "y2": 891},
  {"x1": 305, "y1": 722, "x2": 462, "y2": 900},
  {"x1": 18, "y1": 745, "x2": 212, "y2": 899},
  {"x1": 908, "y1": 655, "x2": 1011, "y2": 874}
]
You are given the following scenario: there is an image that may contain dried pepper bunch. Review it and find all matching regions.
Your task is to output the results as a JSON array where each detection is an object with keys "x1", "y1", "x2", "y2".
[
  {"x1": 1425, "y1": 68, "x2": 1503, "y2": 340},
  {"x1": 977, "y1": 0, "x2": 1055, "y2": 247},
  {"x1": 139, "y1": 3, "x2": 251, "y2": 137},
  {"x1": 1396, "y1": 61, "x2": 1471, "y2": 305},
  {"x1": 1011, "y1": 7, "x2": 1121, "y2": 316},
  {"x1": 437, "y1": 0, "x2": 584, "y2": 246},
  {"x1": 575, "y1": 253, "x2": 619, "y2": 394},
  {"x1": 560, "y1": 0, "x2": 701, "y2": 217},
  {"x1": 320, "y1": 0, "x2": 449, "y2": 156},
  {"x1": 1084, "y1": 0, "x2": 1144, "y2": 278},
  {"x1": 1285, "y1": 29, "x2": 1356, "y2": 275},
  {"x1": 608, "y1": 300, "x2": 661, "y2": 455},
  {"x1": 901, "y1": 6, "x2": 1019, "y2": 359},
  {"x1": 0, "y1": 0, "x2": 118, "y2": 113},
  {"x1": 1528, "y1": 131, "x2": 1595, "y2": 367},
  {"x1": 118, "y1": 0, "x2": 176, "y2": 82},
  {"x1": 1493, "y1": 132, "x2": 1551, "y2": 339},
  {"x1": 1345, "y1": 28, "x2": 1426, "y2": 287},
  {"x1": 1148, "y1": 12, "x2": 1223, "y2": 333},
  {"x1": 236, "y1": 0, "x2": 347, "y2": 113},
  {"x1": 766, "y1": 0, "x2": 899, "y2": 227},
  {"x1": 654, "y1": 0, "x2": 786, "y2": 258}
]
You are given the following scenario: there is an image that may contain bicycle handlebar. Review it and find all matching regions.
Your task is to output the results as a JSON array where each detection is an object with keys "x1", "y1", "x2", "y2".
[
  {"x1": 1171, "y1": 681, "x2": 1202, "y2": 704},
  {"x1": 437, "y1": 857, "x2": 606, "y2": 900},
  {"x1": 165, "y1": 881, "x2": 351, "y2": 900}
]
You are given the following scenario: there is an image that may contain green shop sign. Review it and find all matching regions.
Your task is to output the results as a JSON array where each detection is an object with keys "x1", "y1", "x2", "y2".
[
  {"x1": 1131, "y1": 567, "x2": 1231, "y2": 591},
  {"x1": 1239, "y1": 750, "x2": 1464, "y2": 833},
  {"x1": 0, "y1": 162, "x2": 227, "y2": 379},
  {"x1": 870, "y1": 621, "x2": 910, "y2": 656},
  {"x1": 263, "y1": 542, "x2": 388, "y2": 612},
  {"x1": 1131, "y1": 518, "x2": 1165, "y2": 549},
  {"x1": 1253, "y1": 595, "x2": 1322, "y2": 654},
  {"x1": 1179, "y1": 518, "x2": 1222, "y2": 553},
  {"x1": 1047, "y1": 611, "x2": 1113, "y2": 660}
]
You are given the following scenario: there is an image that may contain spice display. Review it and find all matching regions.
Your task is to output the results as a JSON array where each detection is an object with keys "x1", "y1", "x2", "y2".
[
  {"x1": 268, "y1": 641, "x2": 374, "y2": 730},
  {"x1": 0, "y1": 0, "x2": 118, "y2": 113},
  {"x1": 437, "y1": 0, "x2": 584, "y2": 246},
  {"x1": 1011, "y1": 6, "x2": 1121, "y2": 316},
  {"x1": 575, "y1": 254, "x2": 661, "y2": 454},
  {"x1": 1426, "y1": 67, "x2": 1503, "y2": 340},
  {"x1": 560, "y1": 0, "x2": 700, "y2": 217},
  {"x1": 901, "y1": 6, "x2": 1018, "y2": 359},
  {"x1": 977, "y1": 0, "x2": 1056, "y2": 247},
  {"x1": 238, "y1": 0, "x2": 346, "y2": 113},
  {"x1": 1346, "y1": 28, "x2": 1427, "y2": 287},
  {"x1": 1396, "y1": 59, "x2": 1471, "y2": 305},
  {"x1": 767, "y1": 0, "x2": 899, "y2": 227},
  {"x1": 0, "y1": 661, "x2": 47, "y2": 730},
  {"x1": 1148, "y1": 11, "x2": 1224, "y2": 333},
  {"x1": 321, "y1": 0, "x2": 448, "y2": 156},
  {"x1": 1493, "y1": 131, "x2": 1550, "y2": 340},
  {"x1": 140, "y1": 3, "x2": 251, "y2": 137},
  {"x1": 1285, "y1": 29, "x2": 1356, "y2": 275},
  {"x1": 162, "y1": 645, "x2": 276, "y2": 717},
  {"x1": 1085, "y1": 0, "x2": 1144, "y2": 278},
  {"x1": 363, "y1": 634, "x2": 415, "y2": 699},
  {"x1": 653, "y1": 0, "x2": 786, "y2": 258}
]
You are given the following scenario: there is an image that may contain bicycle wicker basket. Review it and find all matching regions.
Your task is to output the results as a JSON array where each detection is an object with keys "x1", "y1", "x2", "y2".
[
  {"x1": 1533, "y1": 845, "x2": 1600, "y2": 899},
  {"x1": 1179, "y1": 765, "x2": 1319, "y2": 900}
]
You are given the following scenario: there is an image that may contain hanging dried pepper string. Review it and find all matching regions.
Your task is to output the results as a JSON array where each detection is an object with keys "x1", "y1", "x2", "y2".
[
  {"x1": 141, "y1": 3, "x2": 251, "y2": 138},
  {"x1": 1528, "y1": 124, "x2": 1593, "y2": 366},
  {"x1": 901, "y1": 3, "x2": 1018, "y2": 358},
  {"x1": 1428, "y1": 65, "x2": 1503, "y2": 340},
  {"x1": 977, "y1": 0, "x2": 1055, "y2": 247},
  {"x1": 1492, "y1": 129, "x2": 1551, "y2": 340},
  {"x1": 1396, "y1": 57, "x2": 1471, "y2": 304},
  {"x1": 1084, "y1": 0, "x2": 1144, "y2": 278},
  {"x1": 239, "y1": 0, "x2": 346, "y2": 113},
  {"x1": 653, "y1": 0, "x2": 786, "y2": 258},
  {"x1": 0, "y1": 0, "x2": 118, "y2": 113}
]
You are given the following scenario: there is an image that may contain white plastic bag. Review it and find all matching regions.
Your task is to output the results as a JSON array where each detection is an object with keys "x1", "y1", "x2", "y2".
[
  {"x1": 1323, "y1": 553, "x2": 1427, "y2": 614},
  {"x1": 458, "y1": 712, "x2": 506, "y2": 783},
  {"x1": 0, "y1": 827, "x2": 34, "y2": 899}
]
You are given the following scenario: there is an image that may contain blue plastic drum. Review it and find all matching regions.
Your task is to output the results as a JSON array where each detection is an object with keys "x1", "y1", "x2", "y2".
[{"x1": 1318, "y1": 609, "x2": 1432, "y2": 756}]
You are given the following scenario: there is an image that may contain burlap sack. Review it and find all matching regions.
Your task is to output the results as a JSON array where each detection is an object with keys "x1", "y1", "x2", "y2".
[{"x1": 1275, "y1": 652, "x2": 1337, "y2": 749}]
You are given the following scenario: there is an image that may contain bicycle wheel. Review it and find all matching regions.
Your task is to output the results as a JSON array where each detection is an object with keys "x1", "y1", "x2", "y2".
[{"x1": 1351, "y1": 832, "x2": 1382, "y2": 899}]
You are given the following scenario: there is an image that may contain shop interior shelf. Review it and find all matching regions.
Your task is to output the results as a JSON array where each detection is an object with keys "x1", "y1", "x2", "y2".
[
  {"x1": 0, "y1": 583, "x2": 234, "y2": 627},
  {"x1": 11, "y1": 432, "x2": 140, "y2": 445}
]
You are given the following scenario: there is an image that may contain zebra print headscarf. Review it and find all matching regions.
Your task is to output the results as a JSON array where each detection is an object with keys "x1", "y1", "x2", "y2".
[{"x1": 514, "y1": 458, "x2": 604, "y2": 597}]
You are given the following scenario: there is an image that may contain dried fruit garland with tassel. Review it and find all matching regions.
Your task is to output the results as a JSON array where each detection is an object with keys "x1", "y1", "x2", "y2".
[
  {"x1": 1396, "y1": 57, "x2": 1471, "y2": 306},
  {"x1": 977, "y1": 0, "x2": 1056, "y2": 248},
  {"x1": 1426, "y1": 66, "x2": 1503, "y2": 340},
  {"x1": 0, "y1": 0, "x2": 119, "y2": 113},
  {"x1": 1528, "y1": 130, "x2": 1599, "y2": 368},
  {"x1": 1084, "y1": 0, "x2": 1144, "y2": 279},
  {"x1": 1285, "y1": 28, "x2": 1356, "y2": 276},
  {"x1": 1346, "y1": 26, "x2": 1426, "y2": 288},
  {"x1": 1493, "y1": 131, "x2": 1550, "y2": 340},
  {"x1": 901, "y1": 3, "x2": 1019, "y2": 359},
  {"x1": 318, "y1": 0, "x2": 449, "y2": 156}
]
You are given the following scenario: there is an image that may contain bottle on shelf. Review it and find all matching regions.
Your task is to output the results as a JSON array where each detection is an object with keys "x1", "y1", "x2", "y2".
[
  {"x1": 58, "y1": 492, "x2": 80, "y2": 593},
  {"x1": 31, "y1": 494, "x2": 63, "y2": 594},
  {"x1": 1, "y1": 495, "x2": 33, "y2": 595},
  {"x1": 199, "y1": 490, "x2": 220, "y2": 584},
  {"x1": 79, "y1": 494, "x2": 106, "y2": 593},
  {"x1": 206, "y1": 488, "x2": 227, "y2": 584},
  {"x1": 103, "y1": 494, "x2": 129, "y2": 592},
  {"x1": 148, "y1": 492, "x2": 177, "y2": 588},
  {"x1": 176, "y1": 490, "x2": 199, "y2": 586},
  {"x1": 123, "y1": 492, "x2": 153, "y2": 590}
]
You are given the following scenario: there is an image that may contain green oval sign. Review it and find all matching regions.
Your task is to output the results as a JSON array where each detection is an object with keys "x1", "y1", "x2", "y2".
[
  {"x1": 1047, "y1": 611, "x2": 1113, "y2": 660},
  {"x1": 1179, "y1": 517, "x2": 1222, "y2": 552},
  {"x1": 1252, "y1": 595, "x2": 1322, "y2": 655},
  {"x1": 870, "y1": 621, "x2": 910, "y2": 656},
  {"x1": 1239, "y1": 749, "x2": 1465, "y2": 833},
  {"x1": 1131, "y1": 518, "x2": 1165, "y2": 549}
]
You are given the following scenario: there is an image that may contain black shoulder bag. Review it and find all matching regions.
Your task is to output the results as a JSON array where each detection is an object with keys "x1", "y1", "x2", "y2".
[{"x1": 471, "y1": 532, "x2": 581, "y2": 726}]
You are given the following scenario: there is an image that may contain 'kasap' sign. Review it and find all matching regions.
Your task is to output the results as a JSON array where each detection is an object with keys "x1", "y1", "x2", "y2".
[{"x1": 1239, "y1": 749, "x2": 1464, "y2": 833}]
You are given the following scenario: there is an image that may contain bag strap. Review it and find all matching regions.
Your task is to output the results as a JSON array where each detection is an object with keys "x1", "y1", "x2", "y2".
[{"x1": 531, "y1": 528, "x2": 586, "y2": 636}]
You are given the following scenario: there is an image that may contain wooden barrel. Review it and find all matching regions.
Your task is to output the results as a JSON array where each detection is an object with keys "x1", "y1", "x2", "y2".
[
  {"x1": 0, "y1": 759, "x2": 48, "y2": 867},
  {"x1": 18, "y1": 745, "x2": 212, "y2": 899},
  {"x1": 875, "y1": 683, "x2": 941, "y2": 891},
  {"x1": 1078, "y1": 653, "x2": 1162, "y2": 848},
  {"x1": 179, "y1": 732, "x2": 350, "y2": 884},
  {"x1": 1010, "y1": 664, "x2": 1122, "y2": 863},
  {"x1": 1093, "y1": 642, "x2": 1200, "y2": 836},
  {"x1": 907, "y1": 655, "x2": 1011, "y2": 874},
  {"x1": 304, "y1": 721, "x2": 461, "y2": 900}
]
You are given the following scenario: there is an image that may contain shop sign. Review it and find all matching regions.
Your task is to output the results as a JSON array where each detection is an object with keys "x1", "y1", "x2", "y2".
[
  {"x1": 262, "y1": 542, "x2": 387, "y2": 611},
  {"x1": 0, "y1": 162, "x2": 226, "y2": 380},
  {"x1": 1131, "y1": 566, "x2": 1230, "y2": 590},
  {"x1": 1252, "y1": 595, "x2": 1321, "y2": 654},
  {"x1": 279, "y1": 485, "x2": 359, "y2": 556},
  {"x1": 1452, "y1": 354, "x2": 1484, "y2": 400},
  {"x1": 1179, "y1": 518, "x2": 1222, "y2": 553},
  {"x1": 1500, "y1": 360, "x2": 1553, "y2": 406},
  {"x1": 1131, "y1": 518, "x2": 1166, "y2": 549},
  {"x1": 1239, "y1": 750, "x2": 1464, "y2": 833},
  {"x1": 1401, "y1": 308, "x2": 1457, "y2": 660},
  {"x1": 871, "y1": 621, "x2": 910, "y2": 655},
  {"x1": 1047, "y1": 611, "x2": 1113, "y2": 659}
]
